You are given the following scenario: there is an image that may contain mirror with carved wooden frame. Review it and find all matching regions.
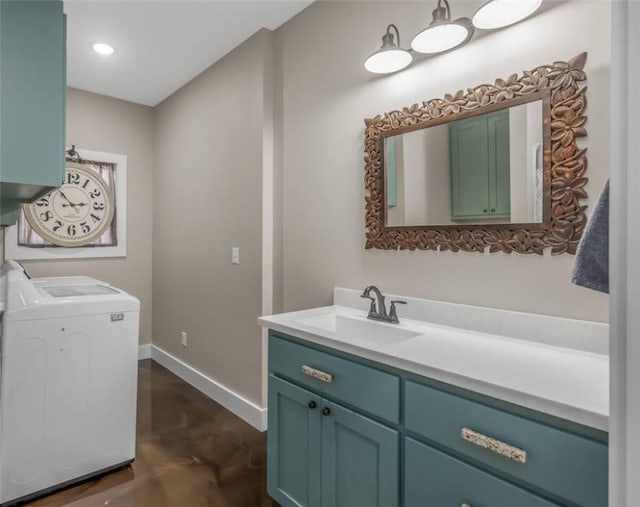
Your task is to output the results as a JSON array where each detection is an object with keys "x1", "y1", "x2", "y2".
[{"x1": 363, "y1": 52, "x2": 588, "y2": 255}]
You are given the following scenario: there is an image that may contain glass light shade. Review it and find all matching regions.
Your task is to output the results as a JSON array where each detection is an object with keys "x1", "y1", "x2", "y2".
[
  {"x1": 411, "y1": 23, "x2": 468, "y2": 54},
  {"x1": 93, "y1": 43, "x2": 114, "y2": 55},
  {"x1": 364, "y1": 49, "x2": 413, "y2": 74},
  {"x1": 473, "y1": 0, "x2": 542, "y2": 29}
]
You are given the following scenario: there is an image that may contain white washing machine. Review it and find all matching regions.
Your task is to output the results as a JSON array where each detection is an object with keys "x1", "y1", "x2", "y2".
[{"x1": 0, "y1": 261, "x2": 140, "y2": 505}]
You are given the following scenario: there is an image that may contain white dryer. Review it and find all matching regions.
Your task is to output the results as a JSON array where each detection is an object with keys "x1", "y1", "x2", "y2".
[{"x1": 0, "y1": 261, "x2": 140, "y2": 505}]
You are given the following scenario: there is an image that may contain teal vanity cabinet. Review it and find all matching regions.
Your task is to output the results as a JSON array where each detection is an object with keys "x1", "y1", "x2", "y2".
[
  {"x1": 449, "y1": 110, "x2": 510, "y2": 220},
  {"x1": 0, "y1": 0, "x2": 66, "y2": 224},
  {"x1": 267, "y1": 331, "x2": 608, "y2": 507},
  {"x1": 268, "y1": 335, "x2": 399, "y2": 507},
  {"x1": 404, "y1": 438, "x2": 559, "y2": 507},
  {"x1": 404, "y1": 380, "x2": 607, "y2": 507}
]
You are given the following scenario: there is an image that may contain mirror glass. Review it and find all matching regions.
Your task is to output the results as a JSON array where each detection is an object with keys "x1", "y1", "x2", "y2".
[{"x1": 385, "y1": 100, "x2": 544, "y2": 227}]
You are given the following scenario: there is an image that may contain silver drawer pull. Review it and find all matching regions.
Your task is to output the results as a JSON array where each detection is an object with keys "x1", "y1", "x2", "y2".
[
  {"x1": 461, "y1": 427, "x2": 527, "y2": 464},
  {"x1": 301, "y1": 365, "x2": 333, "y2": 384}
]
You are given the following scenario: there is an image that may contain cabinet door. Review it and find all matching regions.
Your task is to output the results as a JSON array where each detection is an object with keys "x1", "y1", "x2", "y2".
[
  {"x1": 0, "y1": 0, "x2": 65, "y2": 200},
  {"x1": 404, "y1": 437, "x2": 560, "y2": 507},
  {"x1": 268, "y1": 375, "x2": 322, "y2": 507},
  {"x1": 320, "y1": 401, "x2": 399, "y2": 507},
  {"x1": 449, "y1": 116, "x2": 490, "y2": 219},
  {"x1": 488, "y1": 110, "x2": 511, "y2": 217}
]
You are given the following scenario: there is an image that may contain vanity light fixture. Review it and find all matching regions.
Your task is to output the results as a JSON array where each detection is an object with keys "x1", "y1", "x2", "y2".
[
  {"x1": 364, "y1": 24, "x2": 413, "y2": 74},
  {"x1": 92, "y1": 43, "x2": 114, "y2": 56},
  {"x1": 472, "y1": 0, "x2": 542, "y2": 29},
  {"x1": 411, "y1": 0, "x2": 473, "y2": 54},
  {"x1": 364, "y1": 0, "x2": 543, "y2": 74}
]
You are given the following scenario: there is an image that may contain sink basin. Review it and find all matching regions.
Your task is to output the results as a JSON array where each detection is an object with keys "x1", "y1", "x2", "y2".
[{"x1": 297, "y1": 312, "x2": 422, "y2": 345}]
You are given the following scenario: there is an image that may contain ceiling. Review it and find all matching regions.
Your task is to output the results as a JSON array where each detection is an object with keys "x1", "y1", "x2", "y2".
[{"x1": 64, "y1": 1, "x2": 313, "y2": 106}]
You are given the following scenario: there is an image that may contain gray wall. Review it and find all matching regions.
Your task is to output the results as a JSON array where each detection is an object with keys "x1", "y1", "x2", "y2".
[
  {"x1": 152, "y1": 29, "x2": 274, "y2": 406},
  {"x1": 276, "y1": 0, "x2": 610, "y2": 322},
  {"x1": 18, "y1": 88, "x2": 155, "y2": 345}
]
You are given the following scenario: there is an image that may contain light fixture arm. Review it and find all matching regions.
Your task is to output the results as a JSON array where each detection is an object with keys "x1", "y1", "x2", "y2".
[
  {"x1": 430, "y1": 0, "x2": 453, "y2": 23},
  {"x1": 384, "y1": 23, "x2": 402, "y2": 48},
  {"x1": 438, "y1": 0, "x2": 451, "y2": 19}
]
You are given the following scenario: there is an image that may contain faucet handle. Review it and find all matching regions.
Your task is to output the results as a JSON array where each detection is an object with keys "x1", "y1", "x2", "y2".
[{"x1": 388, "y1": 300, "x2": 407, "y2": 323}]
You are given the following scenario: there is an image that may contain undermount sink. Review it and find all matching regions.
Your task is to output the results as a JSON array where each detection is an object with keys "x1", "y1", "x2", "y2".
[{"x1": 297, "y1": 312, "x2": 422, "y2": 345}]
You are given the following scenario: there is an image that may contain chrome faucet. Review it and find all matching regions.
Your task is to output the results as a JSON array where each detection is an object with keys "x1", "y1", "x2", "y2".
[{"x1": 361, "y1": 285, "x2": 407, "y2": 324}]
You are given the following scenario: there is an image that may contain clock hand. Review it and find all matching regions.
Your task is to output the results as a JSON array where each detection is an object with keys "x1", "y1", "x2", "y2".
[
  {"x1": 59, "y1": 191, "x2": 82, "y2": 212},
  {"x1": 59, "y1": 191, "x2": 75, "y2": 206}
]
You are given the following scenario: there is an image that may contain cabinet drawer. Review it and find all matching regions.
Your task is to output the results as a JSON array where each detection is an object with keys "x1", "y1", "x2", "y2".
[
  {"x1": 269, "y1": 335, "x2": 400, "y2": 423},
  {"x1": 404, "y1": 437, "x2": 559, "y2": 507},
  {"x1": 405, "y1": 381, "x2": 607, "y2": 506}
]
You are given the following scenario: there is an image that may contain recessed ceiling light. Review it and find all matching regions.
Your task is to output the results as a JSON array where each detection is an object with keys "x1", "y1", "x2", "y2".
[{"x1": 92, "y1": 43, "x2": 114, "y2": 56}]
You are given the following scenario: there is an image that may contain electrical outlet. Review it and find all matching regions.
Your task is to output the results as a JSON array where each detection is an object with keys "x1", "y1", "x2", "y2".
[
  {"x1": 232, "y1": 247, "x2": 239, "y2": 264},
  {"x1": 180, "y1": 331, "x2": 187, "y2": 347}
]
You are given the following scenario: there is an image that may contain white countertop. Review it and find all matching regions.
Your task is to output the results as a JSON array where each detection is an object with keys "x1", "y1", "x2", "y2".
[{"x1": 259, "y1": 304, "x2": 609, "y2": 431}]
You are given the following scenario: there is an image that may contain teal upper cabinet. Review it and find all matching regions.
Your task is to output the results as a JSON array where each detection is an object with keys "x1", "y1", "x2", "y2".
[
  {"x1": 0, "y1": 0, "x2": 66, "y2": 213},
  {"x1": 449, "y1": 110, "x2": 510, "y2": 220}
]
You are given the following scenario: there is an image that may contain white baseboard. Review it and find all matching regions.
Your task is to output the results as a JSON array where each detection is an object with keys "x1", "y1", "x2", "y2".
[
  {"x1": 148, "y1": 344, "x2": 267, "y2": 432},
  {"x1": 138, "y1": 343, "x2": 152, "y2": 360}
]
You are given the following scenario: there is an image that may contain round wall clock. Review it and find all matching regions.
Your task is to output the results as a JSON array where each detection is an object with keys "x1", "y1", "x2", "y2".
[{"x1": 24, "y1": 162, "x2": 115, "y2": 247}]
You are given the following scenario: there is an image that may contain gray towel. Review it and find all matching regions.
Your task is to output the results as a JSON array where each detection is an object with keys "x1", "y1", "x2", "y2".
[{"x1": 572, "y1": 180, "x2": 609, "y2": 293}]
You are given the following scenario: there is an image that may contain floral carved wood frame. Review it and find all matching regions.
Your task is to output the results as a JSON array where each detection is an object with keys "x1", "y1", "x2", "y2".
[{"x1": 363, "y1": 52, "x2": 589, "y2": 255}]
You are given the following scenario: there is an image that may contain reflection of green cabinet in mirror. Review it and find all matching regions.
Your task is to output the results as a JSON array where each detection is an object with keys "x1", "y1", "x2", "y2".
[
  {"x1": 385, "y1": 137, "x2": 398, "y2": 207},
  {"x1": 449, "y1": 110, "x2": 510, "y2": 220}
]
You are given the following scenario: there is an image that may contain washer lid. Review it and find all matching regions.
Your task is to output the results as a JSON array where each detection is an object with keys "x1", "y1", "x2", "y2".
[
  {"x1": 2, "y1": 263, "x2": 140, "y2": 321},
  {"x1": 40, "y1": 285, "x2": 120, "y2": 298}
]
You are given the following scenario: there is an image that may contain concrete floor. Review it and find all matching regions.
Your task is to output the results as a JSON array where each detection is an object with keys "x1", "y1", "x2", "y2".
[{"x1": 27, "y1": 360, "x2": 275, "y2": 507}]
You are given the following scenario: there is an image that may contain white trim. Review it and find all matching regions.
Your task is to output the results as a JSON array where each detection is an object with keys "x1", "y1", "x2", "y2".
[
  {"x1": 261, "y1": 37, "x2": 275, "y2": 409},
  {"x1": 4, "y1": 148, "x2": 128, "y2": 260},
  {"x1": 610, "y1": 0, "x2": 640, "y2": 504},
  {"x1": 138, "y1": 344, "x2": 152, "y2": 360},
  {"x1": 148, "y1": 345, "x2": 267, "y2": 432}
]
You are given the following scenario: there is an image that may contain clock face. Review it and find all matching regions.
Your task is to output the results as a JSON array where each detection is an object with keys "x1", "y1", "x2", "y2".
[{"x1": 24, "y1": 162, "x2": 115, "y2": 247}]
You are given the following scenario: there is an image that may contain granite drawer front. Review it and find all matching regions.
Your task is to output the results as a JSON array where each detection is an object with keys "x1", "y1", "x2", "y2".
[
  {"x1": 404, "y1": 437, "x2": 561, "y2": 507},
  {"x1": 269, "y1": 335, "x2": 400, "y2": 424},
  {"x1": 404, "y1": 380, "x2": 607, "y2": 507}
]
